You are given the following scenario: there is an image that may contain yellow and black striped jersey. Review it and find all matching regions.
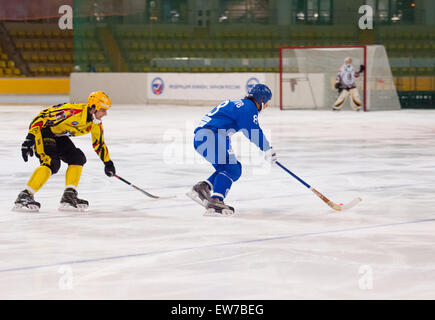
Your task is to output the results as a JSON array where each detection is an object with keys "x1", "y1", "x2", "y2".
[{"x1": 28, "y1": 103, "x2": 111, "y2": 163}]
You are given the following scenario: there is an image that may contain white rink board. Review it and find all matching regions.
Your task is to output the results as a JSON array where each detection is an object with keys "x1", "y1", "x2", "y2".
[
  {"x1": 70, "y1": 72, "x2": 279, "y2": 107},
  {"x1": 1, "y1": 104, "x2": 435, "y2": 299}
]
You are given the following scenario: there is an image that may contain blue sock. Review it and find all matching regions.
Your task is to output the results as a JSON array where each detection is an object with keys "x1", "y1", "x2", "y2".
[
  {"x1": 211, "y1": 172, "x2": 233, "y2": 200},
  {"x1": 206, "y1": 171, "x2": 218, "y2": 189}
]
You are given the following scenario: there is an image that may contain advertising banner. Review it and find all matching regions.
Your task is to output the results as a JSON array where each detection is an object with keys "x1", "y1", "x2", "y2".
[{"x1": 147, "y1": 73, "x2": 266, "y2": 101}]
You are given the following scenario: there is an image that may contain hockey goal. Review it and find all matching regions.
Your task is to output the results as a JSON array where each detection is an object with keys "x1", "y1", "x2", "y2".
[{"x1": 279, "y1": 45, "x2": 401, "y2": 111}]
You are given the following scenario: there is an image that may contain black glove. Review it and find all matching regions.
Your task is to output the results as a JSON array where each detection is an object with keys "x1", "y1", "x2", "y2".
[
  {"x1": 334, "y1": 82, "x2": 340, "y2": 89},
  {"x1": 21, "y1": 134, "x2": 35, "y2": 162},
  {"x1": 104, "y1": 160, "x2": 116, "y2": 177},
  {"x1": 359, "y1": 64, "x2": 365, "y2": 73}
]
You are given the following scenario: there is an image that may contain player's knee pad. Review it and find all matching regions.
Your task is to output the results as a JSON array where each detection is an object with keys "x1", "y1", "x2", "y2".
[
  {"x1": 46, "y1": 158, "x2": 61, "y2": 175},
  {"x1": 225, "y1": 161, "x2": 242, "y2": 182},
  {"x1": 65, "y1": 148, "x2": 87, "y2": 166}
]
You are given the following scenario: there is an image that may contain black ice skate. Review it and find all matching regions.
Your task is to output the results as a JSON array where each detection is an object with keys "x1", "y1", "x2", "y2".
[
  {"x1": 12, "y1": 189, "x2": 41, "y2": 212},
  {"x1": 186, "y1": 181, "x2": 211, "y2": 207},
  {"x1": 204, "y1": 197, "x2": 235, "y2": 217},
  {"x1": 59, "y1": 188, "x2": 89, "y2": 211}
]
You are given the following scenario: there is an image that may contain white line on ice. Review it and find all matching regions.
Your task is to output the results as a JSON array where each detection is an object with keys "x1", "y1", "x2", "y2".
[{"x1": 0, "y1": 218, "x2": 434, "y2": 274}]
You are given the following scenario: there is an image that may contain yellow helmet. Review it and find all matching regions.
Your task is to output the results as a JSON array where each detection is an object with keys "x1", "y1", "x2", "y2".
[{"x1": 88, "y1": 91, "x2": 111, "y2": 111}]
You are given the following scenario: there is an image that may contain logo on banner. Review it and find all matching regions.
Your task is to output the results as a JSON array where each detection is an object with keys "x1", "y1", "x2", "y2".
[
  {"x1": 246, "y1": 77, "x2": 260, "y2": 93},
  {"x1": 151, "y1": 77, "x2": 164, "y2": 95}
]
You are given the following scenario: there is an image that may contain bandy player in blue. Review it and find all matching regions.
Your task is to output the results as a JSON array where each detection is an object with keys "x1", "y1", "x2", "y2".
[{"x1": 187, "y1": 83, "x2": 277, "y2": 216}]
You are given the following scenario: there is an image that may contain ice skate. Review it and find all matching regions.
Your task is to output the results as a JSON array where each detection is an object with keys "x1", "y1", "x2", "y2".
[
  {"x1": 204, "y1": 197, "x2": 235, "y2": 217},
  {"x1": 12, "y1": 190, "x2": 41, "y2": 212},
  {"x1": 186, "y1": 181, "x2": 211, "y2": 207},
  {"x1": 59, "y1": 188, "x2": 89, "y2": 211}
]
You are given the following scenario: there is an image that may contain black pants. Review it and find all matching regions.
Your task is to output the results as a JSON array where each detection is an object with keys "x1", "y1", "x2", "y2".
[{"x1": 37, "y1": 128, "x2": 86, "y2": 174}]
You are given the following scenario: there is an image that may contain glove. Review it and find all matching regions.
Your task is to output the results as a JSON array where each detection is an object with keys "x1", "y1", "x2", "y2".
[
  {"x1": 359, "y1": 64, "x2": 365, "y2": 73},
  {"x1": 265, "y1": 147, "x2": 277, "y2": 164},
  {"x1": 21, "y1": 134, "x2": 35, "y2": 162},
  {"x1": 104, "y1": 160, "x2": 116, "y2": 177},
  {"x1": 334, "y1": 82, "x2": 340, "y2": 89}
]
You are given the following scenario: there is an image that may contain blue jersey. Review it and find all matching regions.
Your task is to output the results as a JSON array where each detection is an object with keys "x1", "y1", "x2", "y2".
[{"x1": 196, "y1": 98, "x2": 271, "y2": 151}]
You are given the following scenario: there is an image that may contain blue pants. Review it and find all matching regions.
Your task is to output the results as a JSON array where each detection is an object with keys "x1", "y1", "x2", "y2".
[{"x1": 194, "y1": 128, "x2": 242, "y2": 200}]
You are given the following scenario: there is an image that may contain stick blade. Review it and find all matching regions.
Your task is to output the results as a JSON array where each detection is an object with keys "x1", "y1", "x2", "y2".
[
  {"x1": 340, "y1": 197, "x2": 362, "y2": 211},
  {"x1": 154, "y1": 195, "x2": 177, "y2": 200},
  {"x1": 136, "y1": 187, "x2": 176, "y2": 200}
]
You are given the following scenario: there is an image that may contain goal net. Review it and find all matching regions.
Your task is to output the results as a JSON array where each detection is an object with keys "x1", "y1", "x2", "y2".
[{"x1": 279, "y1": 45, "x2": 401, "y2": 111}]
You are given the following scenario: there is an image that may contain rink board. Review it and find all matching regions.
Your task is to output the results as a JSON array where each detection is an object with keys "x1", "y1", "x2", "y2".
[{"x1": 70, "y1": 72, "x2": 279, "y2": 106}]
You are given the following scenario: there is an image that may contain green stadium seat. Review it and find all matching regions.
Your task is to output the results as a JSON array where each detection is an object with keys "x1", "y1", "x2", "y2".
[
  {"x1": 214, "y1": 41, "x2": 223, "y2": 51},
  {"x1": 131, "y1": 41, "x2": 139, "y2": 50},
  {"x1": 137, "y1": 54, "x2": 145, "y2": 63},
  {"x1": 141, "y1": 30, "x2": 150, "y2": 39},
  {"x1": 230, "y1": 42, "x2": 239, "y2": 50},
  {"x1": 256, "y1": 42, "x2": 264, "y2": 50},
  {"x1": 148, "y1": 42, "x2": 156, "y2": 50},
  {"x1": 238, "y1": 41, "x2": 247, "y2": 51},
  {"x1": 88, "y1": 53, "x2": 97, "y2": 62},
  {"x1": 85, "y1": 30, "x2": 95, "y2": 38}
]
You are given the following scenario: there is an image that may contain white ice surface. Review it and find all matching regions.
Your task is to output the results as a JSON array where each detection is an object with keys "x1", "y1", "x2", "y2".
[{"x1": 0, "y1": 104, "x2": 435, "y2": 299}]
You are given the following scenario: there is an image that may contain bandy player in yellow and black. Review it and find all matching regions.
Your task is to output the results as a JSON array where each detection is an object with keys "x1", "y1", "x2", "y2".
[{"x1": 13, "y1": 91, "x2": 116, "y2": 212}]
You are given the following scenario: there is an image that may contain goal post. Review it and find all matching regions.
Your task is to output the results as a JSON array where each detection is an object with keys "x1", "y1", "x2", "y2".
[{"x1": 279, "y1": 45, "x2": 401, "y2": 111}]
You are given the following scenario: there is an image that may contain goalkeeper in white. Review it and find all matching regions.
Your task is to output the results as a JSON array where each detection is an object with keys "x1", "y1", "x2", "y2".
[{"x1": 332, "y1": 57, "x2": 365, "y2": 111}]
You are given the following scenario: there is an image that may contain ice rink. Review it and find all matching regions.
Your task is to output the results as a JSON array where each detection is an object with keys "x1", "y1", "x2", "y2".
[{"x1": 0, "y1": 103, "x2": 434, "y2": 299}]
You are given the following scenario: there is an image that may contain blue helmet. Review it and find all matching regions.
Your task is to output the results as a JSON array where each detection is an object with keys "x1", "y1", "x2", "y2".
[{"x1": 247, "y1": 83, "x2": 272, "y2": 109}]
